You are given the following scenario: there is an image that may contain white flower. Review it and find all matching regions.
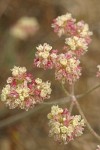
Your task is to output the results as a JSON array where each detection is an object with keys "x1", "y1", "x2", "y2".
[
  {"x1": 11, "y1": 66, "x2": 19, "y2": 76},
  {"x1": 65, "y1": 36, "x2": 88, "y2": 51},
  {"x1": 14, "y1": 99, "x2": 20, "y2": 104},
  {"x1": 1, "y1": 94, "x2": 7, "y2": 101},
  {"x1": 73, "y1": 117, "x2": 80, "y2": 127},
  {"x1": 35, "y1": 78, "x2": 42, "y2": 84},
  {"x1": 51, "y1": 105, "x2": 63, "y2": 116},
  {"x1": 54, "y1": 13, "x2": 75, "y2": 26},
  {"x1": 2, "y1": 85, "x2": 10, "y2": 95},
  {"x1": 11, "y1": 66, "x2": 27, "y2": 76},
  {"x1": 53, "y1": 126, "x2": 60, "y2": 134},
  {"x1": 7, "y1": 77, "x2": 13, "y2": 83},
  {"x1": 50, "y1": 53, "x2": 57, "y2": 59},
  {"x1": 36, "y1": 43, "x2": 52, "y2": 52},
  {"x1": 60, "y1": 58, "x2": 68, "y2": 66},
  {"x1": 61, "y1": 134, "x2": 67, "y2": 143},
  {"x1": 67, "y1": 125, "x2": 74, "y2": 136},
  {"x1": 19, "y1": 67, "x2": 27, "y2": 74},
  {"x1": 60, "y1": 126, "x2": 68, "y2": 134},
  {"x1": 19, "y1": 95, "x2": 24, "y2": 101},
  {"x1": 39, "y1": 51, "x2": 49, "y2": 59},
  {"x1": 77, "y1": 21, "x2": 93, "y2": 37},
  {"x1": 40, "y1": 89, "x2": 47, "y2": 97}
]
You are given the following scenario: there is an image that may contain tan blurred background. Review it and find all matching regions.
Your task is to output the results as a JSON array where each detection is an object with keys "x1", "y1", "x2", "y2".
[{"x1": 0, "y1": 0, "x2": 100, "y2": 150}]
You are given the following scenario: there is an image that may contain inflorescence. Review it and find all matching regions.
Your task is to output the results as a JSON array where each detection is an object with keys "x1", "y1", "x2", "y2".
[
  {"x1": 34, "y1": 13, "x2": 92, "y2": 84},
  {"x1": 47, "y1": 105, "x2": 85, "y2": 144},
  {"x1": 52, "y1": 13, "x2": 92, "y2": 57},
  {"x1": 1, "y1": 12, "x2": 99, "y2": 147},
  {"x1": 1, "y1": 66, "x2": 51, "y2": 110}
]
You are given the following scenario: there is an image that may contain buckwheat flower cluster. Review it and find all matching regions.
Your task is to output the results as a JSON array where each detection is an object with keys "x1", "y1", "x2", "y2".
[
  {"x1": 47, "y1": 105, "x2": 85, "y2": 144},
  {"x1": 65, "y1": 36, "x2": 88, "y2": 57},
  {"x1": 1, "y1": 66, "x2": 51, "y2": 111},
  {"x1": 34, "y1": 43, "x2": 58, "y2": 69},
  {"x1": 96, "y1": 145, "x2": 100, "y2": 150},
  {"x1": 55, "y1": 51, "x2": 81, "y2": 84},
  {"x1": 65, "y1": 21, "x2": 92, "y2": 57},
  {"x1": 76, "y1": 21, "x2": 93, "y2": 42},
  {"x1": 52, "y1": 13, "x2": 76, "y2": 37},
  {"x1": 52, "y1": 13, "x2": 92, "y2": 57},
  {"x1": 96, "y1": 65, "x2": 100, "y2": 77}
]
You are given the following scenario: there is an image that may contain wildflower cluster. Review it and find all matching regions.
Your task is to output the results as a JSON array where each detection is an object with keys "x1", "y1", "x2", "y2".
[
  {"x1": 47, "y1": 105, "x2": 85, "y2": 144},
  {"x1": 2, "y1": 12, "x2": 99, "y2": 148},
  {"x1": 65, "y1": 36, "x2": 88, "y2": 57},
  {"x1": 34, "y1": 13, "x2": 93, "y2": 84},
  {"x1": 34, "y1": 43, "x2": 58, "y2": 69},
  {"x1": 55, "y1": 51, "x2": 81, "y2": 84},
  {"x1": 52, "y1": 13, "x2": 92, "y2": 57},
  {"x1": 1, "y1": 66, "x2": 51, "y2": 110},
  {"x1": 34, "y1": 43, "x2": 81, "y2": 84},
  {"x1": 51, "y1": 13, "x2": 76, "y2": 37}
]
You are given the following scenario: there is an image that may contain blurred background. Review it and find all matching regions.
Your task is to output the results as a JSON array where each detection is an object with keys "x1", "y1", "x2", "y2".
[{"x1": 0, "y1": 0, "x2": 100, "y2": 149}]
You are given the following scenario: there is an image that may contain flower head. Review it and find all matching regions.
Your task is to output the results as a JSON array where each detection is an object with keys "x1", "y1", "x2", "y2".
[
  {"x1": 52, "y1": 14, "x2": 92, "y2": 57},
  {"x1": 65, "y1": 36, "x2": 88, "y2": 57},
  {"x1": 11, "y1": 66, "x2": 27, "y2": 77},
  {"x1": 55, "y1": 51, "x2": 81, "y2": 84},
  {"x1": 34, "y1": 43, "x2": 57, "y2": 69},
  {"x1": 47, "y1": 105, "x2": 85, "y2": 144},
  {"x1": 52, "y1": 13, "x2": 76, "y2": 37},
  {"x1": 76, "y1": 21, "x2": 93, "y2": 41},
  {"x1": 1, "y1": 66, "x2": 51, "y2": 111}
]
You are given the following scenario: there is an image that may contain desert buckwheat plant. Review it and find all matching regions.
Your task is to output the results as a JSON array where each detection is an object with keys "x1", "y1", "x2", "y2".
[{"x1": 1, "y1": 13, "x2": 100, "y2": 149}]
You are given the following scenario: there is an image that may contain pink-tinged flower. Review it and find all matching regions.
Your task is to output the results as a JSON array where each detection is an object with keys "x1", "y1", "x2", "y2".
[
  {"x1": 51, "y1": 13, "x2": 92, "y2": 57},
  {"x1": 55, "y1": 51, "x2": 81, "y2": 84},
  {"x1": 34, "y1": 43, "x2": 58, "y2": 69},
  {"x1": 65, "y1": 36, "x2": 88, "y2": 57},
  {"x1": 52, "y1": 13, "x2": 76, "y2": 37},
  {"x1": 47, "y1": 105, "x2": 85, "y2": 144},
  {"x1": 75, "y1": 21, "x2": 93, "y2": 43},
  {"x1": 1, "y1": 66, "x2": 51, "y2": 111},
  {"x1": 96, "y1": 145, "x2": 100, "y2": 150},
  {"x1": 96, "y1": 65, "x2": 100, "y2": 77}
]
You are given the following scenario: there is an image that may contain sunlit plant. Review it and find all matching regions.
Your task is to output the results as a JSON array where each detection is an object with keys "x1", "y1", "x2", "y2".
[{"x1": 1, "y1": 13, "x2": 100, "y2": 149}]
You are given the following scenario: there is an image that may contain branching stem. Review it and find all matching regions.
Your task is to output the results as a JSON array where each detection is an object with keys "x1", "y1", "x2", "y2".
[
  {"x1": 77, "y1": 84, "x2": 100, "y2": 99},
  {"x1": 73, "y1": 96, "x2": 100, "y2": 141},
  {"x1": 65, "y1": 83, "x2": 100, "y2": 141}
]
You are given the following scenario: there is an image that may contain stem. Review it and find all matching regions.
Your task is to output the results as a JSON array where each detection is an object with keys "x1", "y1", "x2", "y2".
[
  {"x1": 69, "y1": 83, "x2": 75, "y2": 114},
  {"x1": 0, "y1": 105, "x2": 44, "y2": 129},
  {"x1": 73, "y1": 96, "x2": 100, "y2": 141},
  {"x1": 61, "y1": 83, "x2": 71, "y2": 97},
  {"x1": 43, "y1": 96, "x2": 70, "y2": 105},
  {"x1": 69, "y1": 101, "x2": 74, "y2": 114},
  {"x1": 70, "y1": 83, "x2": 75, "y2": 95},
  {"x1": 64, "y1": 83, "x2": 100, "y2": 141},
  {"x1": 77, "y1": 84, "x2": 100, "y2": 99},
  {"x1": 0, "y1": 96, "x2": 70, "y2": 129}
]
